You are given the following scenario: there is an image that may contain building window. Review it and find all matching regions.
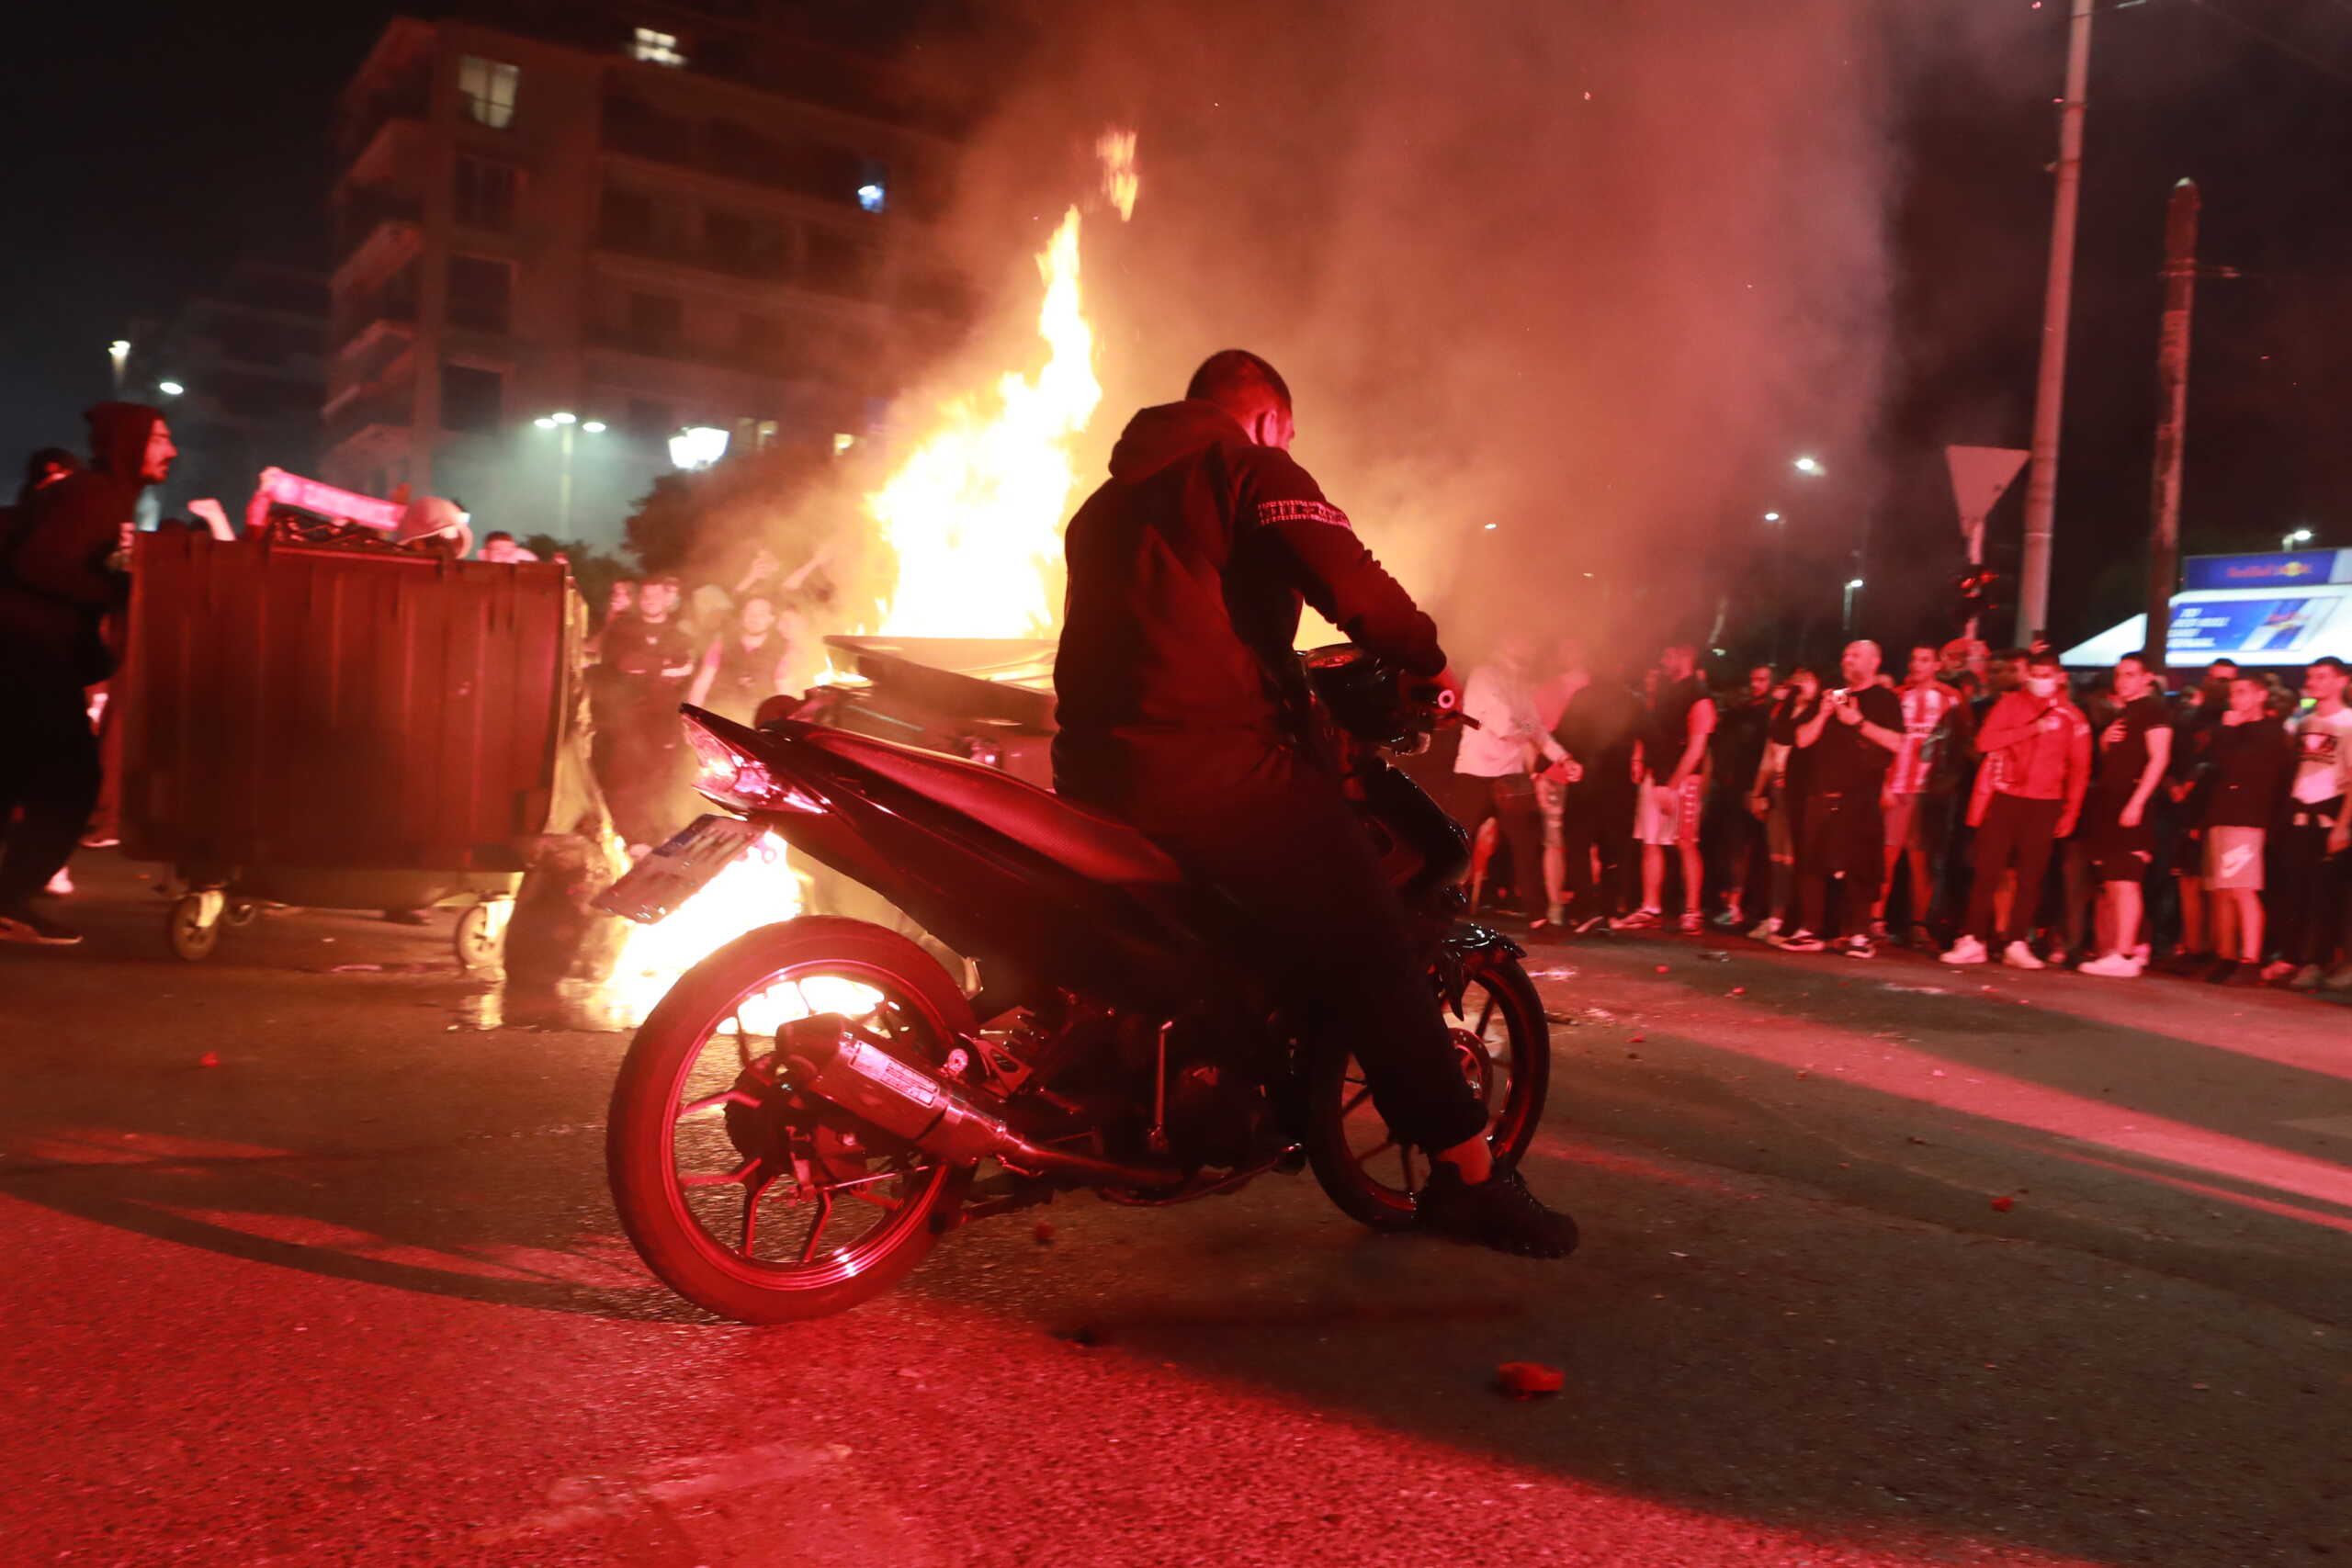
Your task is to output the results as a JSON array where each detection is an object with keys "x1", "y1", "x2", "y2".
[
  {"x1": 629, "y1": 28, "x2": 687, "y2": 67},
  {"x1": 628, "y1": 291, "x2": 683, "y2": 346},
  {"x1": 440, "y1": 364, "x2": 503, "y2": 433},
  {"x1": 804, "y1": 229, "x2": 876, "y2": 299},
  {"x1": 453, "y1": 156, "x2": 517, "y2": 231},
  {"x1": 447, "y1": 255, "x2": 513, "y2": 333},
  {"x1": 458, "y1": 56, "x2": 519, "y2": 130}
]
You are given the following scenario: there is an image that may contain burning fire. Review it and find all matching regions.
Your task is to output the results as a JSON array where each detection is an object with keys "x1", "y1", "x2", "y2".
[
  {"x1": 869, "y1": 206, "x2": 1102, "y2": 639},
  {"x1": 598, "y1": 146, "x2": 1136, "y2": 1027}
]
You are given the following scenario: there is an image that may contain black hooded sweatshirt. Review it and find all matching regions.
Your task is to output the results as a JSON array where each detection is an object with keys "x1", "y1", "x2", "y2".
[
  {"x1": 1052, "y1": 400, "x2": 1444, "y2": 809},
  {"x1": 2, "y1": 401, "x2": 160, "y2": 681}
]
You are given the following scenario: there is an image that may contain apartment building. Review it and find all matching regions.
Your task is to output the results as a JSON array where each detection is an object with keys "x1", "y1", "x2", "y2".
[
  {"x1": 135, "y1": 256, "x2": 331, "y2": 522},
  {"x1": 322, "y1": 7, "x2": 965, "y2": 548}
]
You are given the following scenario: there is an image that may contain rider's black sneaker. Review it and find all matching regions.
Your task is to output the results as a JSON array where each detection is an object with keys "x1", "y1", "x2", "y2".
[{"x1": 1415, "y1": 1162, "x2": 1579, "y2": 1259}]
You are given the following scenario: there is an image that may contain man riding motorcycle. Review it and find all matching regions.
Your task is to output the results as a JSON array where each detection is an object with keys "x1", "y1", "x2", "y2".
[{"x1": 1052, "y1": 349, "x2": 1577, "y2": 1258}]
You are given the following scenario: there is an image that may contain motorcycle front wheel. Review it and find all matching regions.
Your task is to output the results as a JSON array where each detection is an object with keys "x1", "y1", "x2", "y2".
[
  {"x1": 606, "y1": 916, "x2": 976, "y2": 1323},
  {"x1": 1305, "y1": 946, "x2": 1551, "y2": 1231}
]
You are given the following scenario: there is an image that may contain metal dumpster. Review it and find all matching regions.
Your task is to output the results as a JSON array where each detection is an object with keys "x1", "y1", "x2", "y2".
[{"x1": 118, "y1": 531, "x2": 594, "y2": 961}]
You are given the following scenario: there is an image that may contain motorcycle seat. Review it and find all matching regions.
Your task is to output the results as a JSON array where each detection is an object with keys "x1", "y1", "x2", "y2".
[{"x1": 795, "y1": 725, "x2": 1187, "y2": 887}]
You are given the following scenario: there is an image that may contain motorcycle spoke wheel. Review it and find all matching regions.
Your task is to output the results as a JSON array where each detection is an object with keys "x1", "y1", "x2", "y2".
[
  {"x1": 1306, "y1": 950, "x2": 1552, "y2": 1233},
  {"x1": 608, "y1": 918, "x2": 978, "y2": 1324}
]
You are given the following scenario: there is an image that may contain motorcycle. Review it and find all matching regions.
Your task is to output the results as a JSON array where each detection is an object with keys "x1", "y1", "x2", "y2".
[{"x1": 595, "y1": 645, "x2": 1553, "y2": 1323}]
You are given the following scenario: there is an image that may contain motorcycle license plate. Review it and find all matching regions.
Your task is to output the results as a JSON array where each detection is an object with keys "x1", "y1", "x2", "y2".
[{"x1": 593, "y1": 814, "x2": 768, "y2": 925}]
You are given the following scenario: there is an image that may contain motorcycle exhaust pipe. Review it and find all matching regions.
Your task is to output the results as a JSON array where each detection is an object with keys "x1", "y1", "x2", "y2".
[{"x1": 779, "y1": 1016, "x2": 1183, "y2": 1190}]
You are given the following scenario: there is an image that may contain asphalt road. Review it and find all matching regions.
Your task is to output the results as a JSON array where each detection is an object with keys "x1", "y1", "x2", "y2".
[{"x1": 4, "y1": 855, "x2": 2347, "y2": 1567}]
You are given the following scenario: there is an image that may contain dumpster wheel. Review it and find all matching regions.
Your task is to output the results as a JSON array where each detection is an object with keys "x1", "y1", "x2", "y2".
[
  {"x1": 453, "y1": 901, "x2": 508, "y2": 970},
  {"x1": 168, "y1": 896, "x2": 222, "y2": 962}
]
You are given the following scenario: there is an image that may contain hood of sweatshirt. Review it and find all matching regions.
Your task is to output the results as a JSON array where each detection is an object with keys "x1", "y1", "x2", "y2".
[
  {"x1": 1104, "y1": 400, "x2": 1251, "y2": 483},
  {"x1": 85, "y1": 401, "x2": 164, "y2": 488}
]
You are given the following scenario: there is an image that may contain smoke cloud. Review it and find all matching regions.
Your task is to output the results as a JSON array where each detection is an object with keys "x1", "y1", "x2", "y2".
[{"x1": 910, "y1": 0, "x2": 1905, "y2": 660}]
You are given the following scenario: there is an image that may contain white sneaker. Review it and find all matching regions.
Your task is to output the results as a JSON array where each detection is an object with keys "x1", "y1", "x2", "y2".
[
  {"x1": 44, "y1": 867, "x2": 74, "y2": 897},
  {"x1": 2079, "y1": 953, "x2": 2143, "y2": 978},
  {"x1": 1747, "y1": 918, "x2": 1781, "y2": 942},
  {"x1": 2001, "y1": 941, "x2": 2046, "y2": 971},
  {"x1": 1940, "y1": 935, "x2": 1987, "y2": 965}
]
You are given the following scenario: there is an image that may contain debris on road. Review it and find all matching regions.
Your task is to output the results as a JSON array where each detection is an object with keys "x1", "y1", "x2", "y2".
[
  {"x1": 1991, "y1": 1196, "x2": 2016, "y2": 1213},
  {"x1": 1495, "y1": 1361, "x2": 1565, "y2": 1399},
  {"x1": 196, "y1": 1052, "x2": 220, "y2": 1068}
]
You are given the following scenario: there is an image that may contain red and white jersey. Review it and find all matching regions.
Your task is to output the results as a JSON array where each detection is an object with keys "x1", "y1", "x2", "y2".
[{"x1": 1886, "y1": 680, "x2": 1962, "y2": 795}]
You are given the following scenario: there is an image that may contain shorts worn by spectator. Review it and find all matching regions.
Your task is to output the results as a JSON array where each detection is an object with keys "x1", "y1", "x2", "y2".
[
  {"x1": 2076, "y1": 653, "x2": 2174, "y2": 977},
  {"x1": 1879, "y1": 644, "x2": 1972, "y2": 942},
  {"x1": 1453, "y1": 635, "x2": 1573, "y2": 919}
]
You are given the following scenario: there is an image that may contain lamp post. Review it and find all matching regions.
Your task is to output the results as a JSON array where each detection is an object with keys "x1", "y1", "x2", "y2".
[
  {"x1": 1843, "y1": 578, "x2": 1865, "y2": 637},
  {"x1": 2282, "y1": 527, "x2": 2313, "y2": 553},
  {"x1": 532, "y1": 412, "x2": 605, "y2": 538},
  {"x1": 107, "y1": 340, "x2": 130, "y2": 394}
]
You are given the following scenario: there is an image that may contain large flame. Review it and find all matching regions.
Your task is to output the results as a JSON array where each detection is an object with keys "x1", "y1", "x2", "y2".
[
  {"x1": 595, "y1": 174, "x2": 1131, "y2": 1027},
  {"x1": 869, "y1": 206, "x2": 1101, "y2": 639}
]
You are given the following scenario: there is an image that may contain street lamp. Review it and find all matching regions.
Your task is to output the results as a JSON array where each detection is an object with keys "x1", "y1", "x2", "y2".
[
  {"x1": 1843, "y1": 577, "x2": 1865, "y2": 636},
  {"x1": 1794, "y1": 456, "x2": 1825, "y2": 476},
  {"x1": 669, "y1": 425, "x2": 730, "y2": 470},
  {"x1": 108, "y1": 339, "x2": 130, "y2": 393},
  {"x1": 533, "y1": 412, "x2": 604, "y2": 537},
  {"x1": 157, "y1": 379, "x2": 184, "y2": 398},
  {"x1": 1762, "y1": 511, "x2": 1781, "y2": 523},
  {"x1": 2283, "y1": 527, "x2": 2314, "y2": 552}
]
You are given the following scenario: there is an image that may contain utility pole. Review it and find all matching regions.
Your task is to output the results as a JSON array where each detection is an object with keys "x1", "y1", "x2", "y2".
[
  {"x1": 2144, "y1": 178, "x2": 2199, "y2": 671},
  {"x1": 2016, "y1": 0, "x2": 2095, "y2": 648}
]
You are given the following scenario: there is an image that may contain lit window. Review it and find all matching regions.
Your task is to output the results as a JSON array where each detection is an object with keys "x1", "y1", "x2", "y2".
[
  {"x1": 458, "y1": 56, "x2": 520, "y2": 129},
  {"x1": 856, "y1": 159, "x2": 888, "y2": 213},
  {"x1": 630, "y1": 28, "x2": 687, "y2": 67}
]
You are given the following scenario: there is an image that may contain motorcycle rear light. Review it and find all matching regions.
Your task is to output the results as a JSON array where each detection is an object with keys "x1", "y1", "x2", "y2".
[{"x1": 685, "y1": 722, "x2": 822, "y2": 815}]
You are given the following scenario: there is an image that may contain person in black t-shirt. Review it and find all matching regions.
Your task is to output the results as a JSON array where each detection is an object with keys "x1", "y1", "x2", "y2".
[
  {"x1": 1782, "y1": 641, "x2": 1904, "y2": 956},
  {"x1": 1706, "y1": 663, "x2": 1776, "y2": 930},
  {"x1": 598, "y1": 575, "x2": 700, "y2": 852},
  {"x1": 2077, "y1": 651, "x2": 2175, "y2": 977},
  {"x1": 1748, "y1": 666, "x2": 1821, "y2": 940},
  {"x1": 2198, "y1": 674, "x2": 2294, "y2": 982}
]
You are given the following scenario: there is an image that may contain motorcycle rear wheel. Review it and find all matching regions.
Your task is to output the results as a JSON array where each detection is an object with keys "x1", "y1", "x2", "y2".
[
  {"x1": 606, "y1": 916, "x2": 976, "y2": 1323},
  {"x1": 1305, "y1": 947, "x2": 1550, "y2": 1232}
]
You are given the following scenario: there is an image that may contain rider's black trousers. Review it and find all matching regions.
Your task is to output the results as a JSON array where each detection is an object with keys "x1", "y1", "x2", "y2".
[{"x1": 1113, "y1": 744, "x2": 1493, "y2": 1156}]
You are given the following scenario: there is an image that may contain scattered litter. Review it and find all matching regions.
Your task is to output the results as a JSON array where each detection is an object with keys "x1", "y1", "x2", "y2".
[
  {"x1": 2190, "y1": 1382, "x2": 2210, "y2": 1391},
  {"x1": 196, "y1": 1052, "x2": 220, "y2": 1068},
  {"x1": 1930, "y1": 1069, "x2": 1946, "y2": 1077},
  {"x1": 1990, "y1": 1196, "x2": 2015, "y2": 1213},
  {"x1": 1495, "y1": 1361, "x2": 1565, "y2": 1399},
  {"x1": 1698, "y1": 950, "x2": 1729, "y2": 963},
  {"x1": 1582, "y1": 1007, "x2": 1617, "y2": 1022},
  {"x1": 331, "y1": 964, "x2": 384, "y2": 974},
  {"x1": 1881, "y1": 982, "x2": 1950, "y2": 996},
  {"x1": 1629, "y1": 1034, "x2": 1646, "y2": 1044},
  {"x1": 1034, "y1": 1221, "x2": 1057, "y2": 1246},
  {"x1": 1729, "y1": 986, "x2": 1747, "y2": 996},
  {"x1": 1654, "y1": 964, "x2": 1671, "y2": 974},
  {"x1": 1794, "y1": 1070, "x2": 1809, "y2": 1079},
  {"x1": 1526, "y1": 967, "x2": 1578, "y2": 980}
]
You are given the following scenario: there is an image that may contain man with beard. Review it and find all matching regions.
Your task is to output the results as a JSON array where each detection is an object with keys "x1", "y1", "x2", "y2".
[
  {"x1": 1053, "y1": 349, "x2": 1577, "y2": 1257},
  {"x1": 1781, "y1": 641, "x2": 1904, "y2": 956},
  {"x1": 0, "y1": 405, "x2": 175, "y2": 944},
  {"x1": 686, "y1": 593, "x2": 806, "y2": 726}
]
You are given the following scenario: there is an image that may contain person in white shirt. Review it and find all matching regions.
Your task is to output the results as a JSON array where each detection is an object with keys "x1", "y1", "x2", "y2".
[{"x1": 1452, "y1": 635, "x2": 1578, "y2": 921}]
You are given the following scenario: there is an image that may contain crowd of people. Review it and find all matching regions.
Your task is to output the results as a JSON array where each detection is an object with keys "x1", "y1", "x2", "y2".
[
  {"x1": 1441, "y1": 635, "x2": 2352, "y2": 996},
  {"x1": 582, "y1": 544, "x2": 825, "y2": 852}
]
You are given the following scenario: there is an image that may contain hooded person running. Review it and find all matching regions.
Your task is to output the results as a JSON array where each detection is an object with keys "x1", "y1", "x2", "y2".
[
  {"x1": 0, "y1": 403, "x2": 175, "y2": 944},
  {"x1": 1052, "y1": 349, "x2": 1578, "y2": 1258}
]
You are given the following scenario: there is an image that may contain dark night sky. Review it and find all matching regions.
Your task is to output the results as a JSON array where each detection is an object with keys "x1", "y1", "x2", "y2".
[{"x1": 4, "y1": 0, "x2": 2348, "y2": 650}]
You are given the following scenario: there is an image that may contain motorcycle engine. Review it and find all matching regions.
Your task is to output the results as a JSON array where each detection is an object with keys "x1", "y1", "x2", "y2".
[{"x1": 1154, "y1": 1023, "x2": 1279, "y2": 1171}]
